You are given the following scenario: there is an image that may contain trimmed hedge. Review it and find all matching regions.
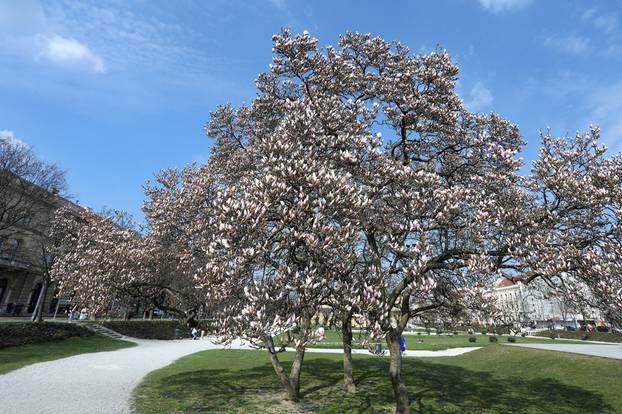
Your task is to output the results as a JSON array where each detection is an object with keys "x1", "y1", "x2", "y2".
[
  {"x1": 99, "y1": 320, "x2": 188, "y2": 340},
  {"x1": 489, "y1": 336, "x2": 498, "y2": 343},
  {"x1": 0, "y1": 322, "x2": 94, "y2": 348}
]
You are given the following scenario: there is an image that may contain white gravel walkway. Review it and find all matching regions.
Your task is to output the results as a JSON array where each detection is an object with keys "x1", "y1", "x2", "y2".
[
  {"x1": 505, "y1": 343, "x2": 622, "y2": 360},
  {"x1": 302, "y1": 346, "x2": 481, "y2": 358},
  {"x1": 0, "y1": 338, "x2": 249, "y2": 414},
  {"x1": 0, "y1": 338, "x2": 480, "y2": 414}
]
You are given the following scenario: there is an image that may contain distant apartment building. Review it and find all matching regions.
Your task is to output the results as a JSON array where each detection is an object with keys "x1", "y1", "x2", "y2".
[{"x1": 492, "y1": 278, "x2": 603, "y2": 328}]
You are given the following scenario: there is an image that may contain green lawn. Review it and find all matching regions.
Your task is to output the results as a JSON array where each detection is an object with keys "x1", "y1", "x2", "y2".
[
  {"x1": 0, "y1": 335, "x2": 136, "y2": 374},
  {"x1": 133, "y1": 345, "x2": 622, "y2": 413},
  {"x1": 285, "y1": 330, "x2": 586, "y2": 351}
]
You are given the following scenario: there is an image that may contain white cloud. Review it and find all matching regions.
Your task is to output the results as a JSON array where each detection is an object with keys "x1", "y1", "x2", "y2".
[
  {"x1": 544, "y1": 35, "x2": 590, "y2": 55},
  {"x1": 466, "y1": 82, "x2": 493, "y2": 112},
  {"x1": 1, "y1": 1, "x2": 218, "y2": 78},
  {"x1": 582, "y1": 8, "x2": 617, "y2": 33},
  {"x1": 478, "y1": 0, "x2": 532, "y2": 13},
  {"x1": 0, "y1": 129, "x2": 29, "y2": 148},
  {"x1": 0, "y1": 129, "x2": 15, "y2": 139},
  {"x1": 269, "y1": 0, "x2": 287, "y2": 9},
  {"x1": 40, "y1": 34, "x2": 105, "y2": 73}
]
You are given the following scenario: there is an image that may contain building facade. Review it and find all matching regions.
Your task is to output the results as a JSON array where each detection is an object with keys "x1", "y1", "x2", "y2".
[
  {"x1": 0, "y1": 186, "x2": 78, "y2": 318},
  {"x1": 492, "y1": 278, "x2": 603, "y2": 329}
]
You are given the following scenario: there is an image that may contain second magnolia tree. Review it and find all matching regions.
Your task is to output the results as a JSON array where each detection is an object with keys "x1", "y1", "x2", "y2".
[{"x1": 51, "y1": 30, "x2": 622, "y2": 414}]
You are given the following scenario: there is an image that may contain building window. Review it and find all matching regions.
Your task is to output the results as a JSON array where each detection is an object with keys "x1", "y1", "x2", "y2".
[
  {"x1": 10, "y1": 239, "x2": 21, "y2": 260},
  {"x1": 0, "y1": 278, "x2": 7, "y2": 306},
  {"x1": 27, "y1": 283, "x2": 43, "y2": 314}
]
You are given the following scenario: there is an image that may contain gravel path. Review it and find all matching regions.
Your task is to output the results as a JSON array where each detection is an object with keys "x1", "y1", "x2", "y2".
[
  {"x1": 0, "y1": 338, "x2": 480, "y2": 414},
  {"x1": 303, "y1": 346, "x2": 481, "y2": 358},
  {"x1": 506, "y1": 343, "x2": 622, "y2": 360},
  {"x1": 0, "y1": 338, "x2": 249, "y2": 414}
]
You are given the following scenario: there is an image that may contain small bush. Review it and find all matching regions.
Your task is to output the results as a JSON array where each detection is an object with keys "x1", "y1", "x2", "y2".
[
  {"x1": 468, "y1": 336, "x2": 477, "y2": 343},
  {"x1": 481, "y1": 331, "x2": 488, "y2": 335},
  {"x1": 507, "y1": 336, "x2": 516, "y2": 343},
  {"x1": 453, "y1": 331, "x2": 458, "y2": 335},
  {"x1": 0, "y1": 322, "x2": 93, "y2": 348},
  {"x1": 417, "y1": 332, "x2": 422, "y2": 335},
  {"x1": 489, "y1": 336, "x2": 498, "y2": 343}
]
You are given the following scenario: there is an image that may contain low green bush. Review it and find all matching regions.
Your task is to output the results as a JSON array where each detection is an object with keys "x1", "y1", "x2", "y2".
[
  {"x1": 489, "y1": 336, "x2": 498, "y2": 343},
  {"x1": 507, "y1": 336, "x2": 516, "y2": 343},
  {"x1": 100, "y1": 320, "x2": 188, "y2": 340},
  {"x1": 0, "y1": 322, "x2": 93, "y2": 348},
  {"x1": 468, "y1": 336, "x2": 477, "y2": 343}
]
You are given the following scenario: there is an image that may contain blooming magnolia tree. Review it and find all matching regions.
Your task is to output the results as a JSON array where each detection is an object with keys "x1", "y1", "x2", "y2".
[
  {"x1": 203, "y1": 98, "x2": 370, "y2": 400},
  {"x1": 50, "y1": 30, "x2": 622, "y2": 414},
  {"x1": 51, "y1": 207, "x2": 206, "y2": 324},
  {"x1": 206, "y1": 30, "x2": 523, "y2": 412},
  {"x1": 503, "y1": 128, "x2": 622, "y2": 325}
]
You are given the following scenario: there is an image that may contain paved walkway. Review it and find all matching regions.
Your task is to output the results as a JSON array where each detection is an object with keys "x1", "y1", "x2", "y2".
[{"x1": 506, "y1": 343, "x2": 622, "y2": 360}]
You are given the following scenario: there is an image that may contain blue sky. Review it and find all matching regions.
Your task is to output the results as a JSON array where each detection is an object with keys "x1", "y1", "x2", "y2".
[{"x1": 1, "y1": 0, "x2": 622, "y2": 220}]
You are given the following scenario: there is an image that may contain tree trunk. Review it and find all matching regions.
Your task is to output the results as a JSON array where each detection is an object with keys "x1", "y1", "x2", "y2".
[
  {"x1": 264, "y1": 336, "x2": 303, "y2": 402},
  {"x1": 31, "y1": 278, "x2": 49, "y2": 322},
  {"x1": 268, "y1": 349, "x2": 300, "y2": 401},
  {"x1": 289, "y1": 346, "x2": 305, "y2": 398},
  {"x1": 387, "y1": 331, "x2": 411, "y2": 414},
  {"x1": 341, "y1": 312, "x2": 356, "y2": 393}
]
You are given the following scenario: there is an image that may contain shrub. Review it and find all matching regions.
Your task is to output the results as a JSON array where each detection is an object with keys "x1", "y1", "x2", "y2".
[
  {"x1": 468, "y1": 336, "x2": 477, "y2": 343},
  {"x1": 0, "y1": 322, "x2": 93, "y2": 348},
  {"x1": 489, "y1": 336, "x2": 498, "y2": 343},
  {"x1": 507, "y1": 336, "x2": 516, "y2": 343},
  {"x1": 481, "y1": 331, "x2": 488, "y2": 335},
  {"x1": 100, "y1": 320, "x2": 188, "y2": 340},
  {"x1": 453, "y1": 331, "x2": 458, "y2": 335}
]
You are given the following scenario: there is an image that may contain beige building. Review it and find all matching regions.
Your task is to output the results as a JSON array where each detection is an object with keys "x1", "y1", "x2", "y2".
[
  {"x1": 492, "y1": 278, "x2": 603, "y2": 328},
  {"x1": 0, "y1": 181, "x2": 79, "y2": 317}
]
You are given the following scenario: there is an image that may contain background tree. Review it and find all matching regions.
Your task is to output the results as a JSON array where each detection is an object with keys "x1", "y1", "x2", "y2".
[{"x1": 505, "y1": 128, "x2": 622, "y2": 326}]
